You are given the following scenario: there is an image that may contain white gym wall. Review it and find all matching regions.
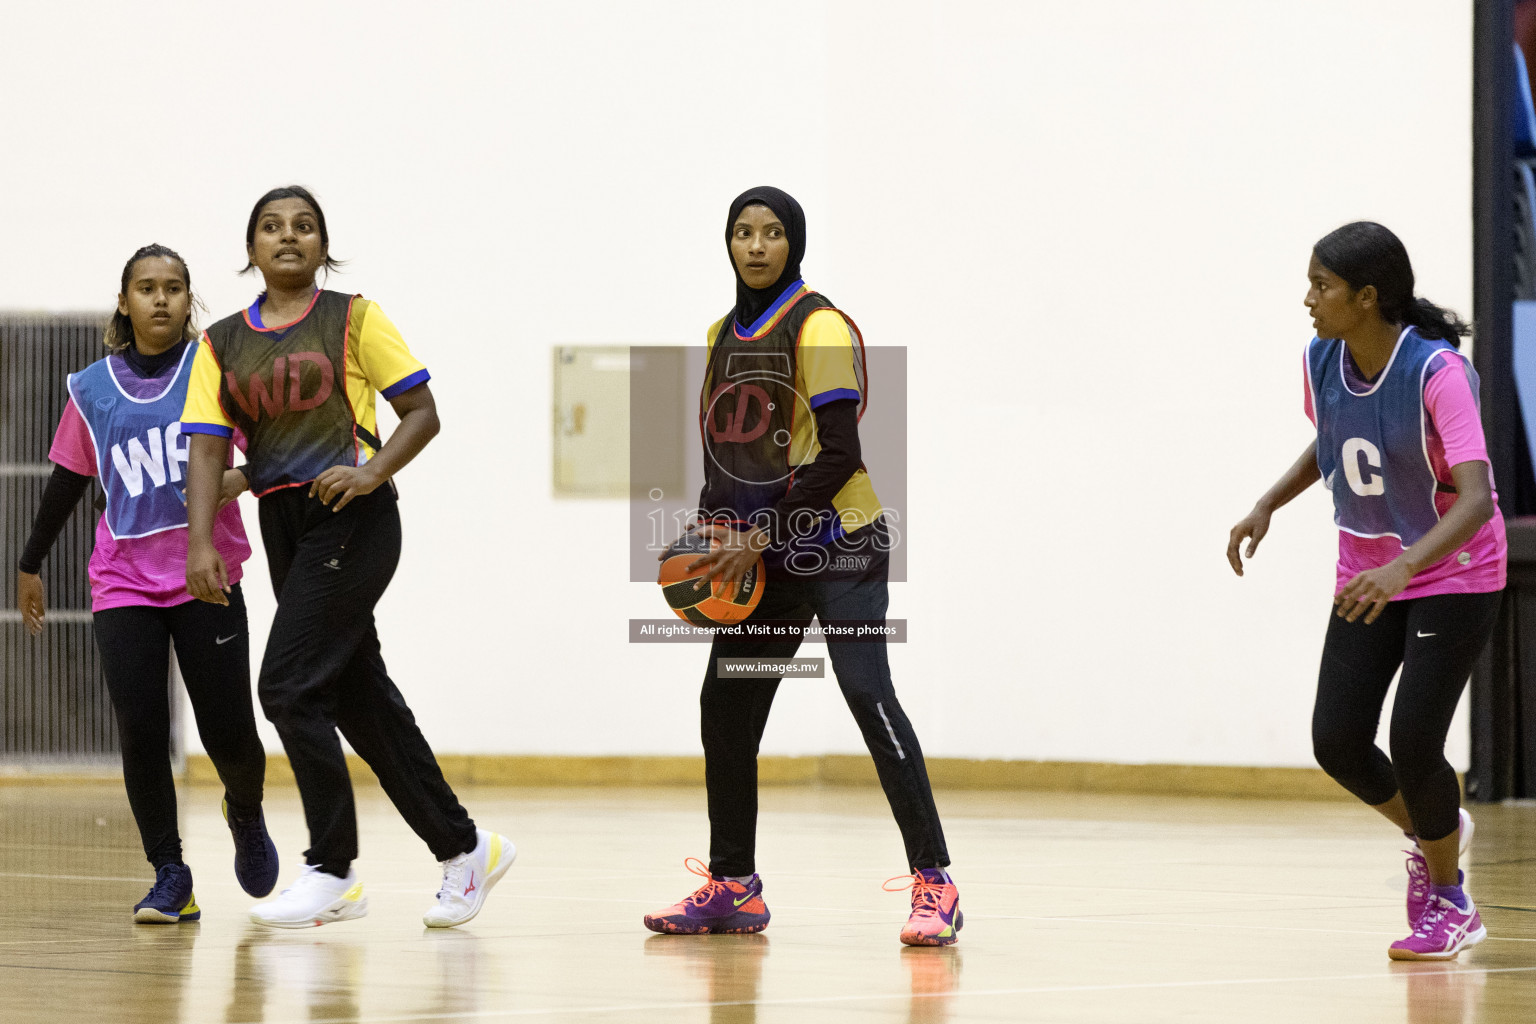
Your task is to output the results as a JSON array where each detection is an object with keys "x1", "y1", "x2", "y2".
[{"x1": 0, "y1": 0, "x2": 1473, "y2": 768}]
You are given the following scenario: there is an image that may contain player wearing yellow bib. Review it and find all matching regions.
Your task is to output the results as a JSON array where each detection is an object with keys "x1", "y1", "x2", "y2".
[
  {"x1": 644, "y1": 187, "x2": 959, "y2": 946},
  {"x1": 181, "y1": 186, "x2": 514, "y2": 930}
]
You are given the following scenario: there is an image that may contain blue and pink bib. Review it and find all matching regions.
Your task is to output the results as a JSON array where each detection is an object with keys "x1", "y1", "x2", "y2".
[
  {"x1": 1306, "y1": 328, "x2": 1474, "y2": 548},
  {"x1": 66, "y1": 343, "x2": 198, "y2": 540}
]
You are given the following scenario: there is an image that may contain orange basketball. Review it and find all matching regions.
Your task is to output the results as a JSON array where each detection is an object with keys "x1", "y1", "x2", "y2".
[{"x1": 657, "y1": 530, "x2": 765, "y2": 626}]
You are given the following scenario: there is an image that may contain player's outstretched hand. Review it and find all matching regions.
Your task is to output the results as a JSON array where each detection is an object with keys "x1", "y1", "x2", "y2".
[{"x1": 1227, "y1": 507, "x2": 1272, "y2": 577}]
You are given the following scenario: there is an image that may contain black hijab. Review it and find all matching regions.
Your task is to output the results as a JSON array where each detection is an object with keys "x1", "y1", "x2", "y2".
[{"x1": 725, "y1": 186, "x2": 806, "y2": 328}]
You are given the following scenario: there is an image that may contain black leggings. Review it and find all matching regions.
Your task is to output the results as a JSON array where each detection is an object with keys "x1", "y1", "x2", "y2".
[
  {"x1": 257, "y1": 486, "x2": 476, "y2": 875},
  {"x1": 1311, "y1": 591, "x2": 1501, "y2": 842},
  {"x1": 92, "y1": 585, "x2": 267, "y2": 869},
  {"x1": 701, "y1": 524, "x2": 948, "y2": 876}
]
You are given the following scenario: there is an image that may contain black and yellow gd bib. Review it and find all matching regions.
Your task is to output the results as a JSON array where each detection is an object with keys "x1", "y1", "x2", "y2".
[
  {"x1": 698, "y1": 288, "x2": 863, "y2": 534},
  {"x1": 204, "y1": 290, "x2": 376, "y2": 496}
]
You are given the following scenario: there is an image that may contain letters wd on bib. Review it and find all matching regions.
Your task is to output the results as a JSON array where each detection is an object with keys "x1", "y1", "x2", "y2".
[{"x1": 185, "y1": 291, "x2": 425, "y2": 496}]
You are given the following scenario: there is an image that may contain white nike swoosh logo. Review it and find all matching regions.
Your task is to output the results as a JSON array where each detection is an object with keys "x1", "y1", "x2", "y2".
[
  {"x1": 1417, "y1": 631, "x2": 1437, "y2": 638},
  {"x1": 216, "y1": 635, "x2": 239, "y2": 645}
]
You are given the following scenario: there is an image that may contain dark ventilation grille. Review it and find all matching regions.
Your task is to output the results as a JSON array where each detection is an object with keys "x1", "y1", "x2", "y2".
[{"x1": 1, "y1": 314, "x2": 120, "y2": 765}]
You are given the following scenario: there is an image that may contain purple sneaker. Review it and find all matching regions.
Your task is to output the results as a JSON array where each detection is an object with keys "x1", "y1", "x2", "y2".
[
  {"x1": 1389, "y1": 895, "x2": 1487, "y2": 961},
  {"x1": 643, "y1": 858, "x2": 770, "y2": 935},
  {"x1": 1406, "y1": 808, "x2": 1474, "y2": 925}
]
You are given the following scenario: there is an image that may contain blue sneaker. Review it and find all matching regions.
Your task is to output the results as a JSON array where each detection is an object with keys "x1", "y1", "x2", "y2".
[
  {"x1": 223, "y1": 798, "x2": 279, "y2": 897},
  {"x1": 134, "y1": 864, "x2": 200, "y2": 924}
]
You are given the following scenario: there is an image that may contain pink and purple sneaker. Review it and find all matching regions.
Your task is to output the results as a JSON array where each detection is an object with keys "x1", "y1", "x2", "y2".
[
  {"x1": 1389, "y1": 894, "x2": 1486, "y2": 961},
  {"x1": 1405, "y1": 808, "x2": 1474, "y2": 925},
  {"x1": 643, "y1": 858, "x2": 770, "y2": 935},
  {"x1": 885, "y1": 867, "x2": 962, "y2": 947}
]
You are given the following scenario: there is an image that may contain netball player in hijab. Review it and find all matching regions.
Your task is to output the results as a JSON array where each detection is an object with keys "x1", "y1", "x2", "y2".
[
  {"x1": 643, "y1": 187, "x2": 959, "y2": 946},
  {"x1": 1228, "y1": 222, "x2": 1505, "y2": 960},
  {"x1": 181, "y1": 186, "x2": 513, "y2": 929},
  {"x1": 15, "y1": 244, "x2": 275, "y2": 922}
]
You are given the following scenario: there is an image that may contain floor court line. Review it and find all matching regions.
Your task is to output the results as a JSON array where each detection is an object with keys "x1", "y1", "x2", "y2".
[
  {"x1": 0, "y1": 871, "x2": 151, "y2": 883},
  {"x1": 0, "y1": 843, "x2": 140, "y2": 853},
  {"x1": 0, "y1": 962, "x2": 200, "y2": 980},
  {"x1": 0, "y1": 936, "x2": 165, "y2": 948}
]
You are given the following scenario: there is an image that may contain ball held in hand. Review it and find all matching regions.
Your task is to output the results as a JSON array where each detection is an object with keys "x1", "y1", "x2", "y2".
[{"x1": 657, "y1": 530, "x2": 765, "y2": 626}]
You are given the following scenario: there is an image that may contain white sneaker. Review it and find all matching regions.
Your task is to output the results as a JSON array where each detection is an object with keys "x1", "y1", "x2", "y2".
[
  {"x1": 250, "y1": 865, "x2": 367, "y2": 929},
  {"x1": 423, "y1": 829, "x2": 515, "y2": 928}
]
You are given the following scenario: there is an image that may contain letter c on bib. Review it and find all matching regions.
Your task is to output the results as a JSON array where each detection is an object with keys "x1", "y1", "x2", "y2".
[{"x1": 1341, "y1": 437, "x2": 1385, "y2": 497}]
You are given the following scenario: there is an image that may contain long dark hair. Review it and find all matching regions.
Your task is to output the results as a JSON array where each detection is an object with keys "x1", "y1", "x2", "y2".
[
  {"x1": 1312, "y1": 221, "x2": 1469, "y2": 347},
  {"x1": 240, "y1": 184, "x2": 346, "y2": 277},
  {"x1": 104, "y1": 244, "x2": 202, "y2": 353}
]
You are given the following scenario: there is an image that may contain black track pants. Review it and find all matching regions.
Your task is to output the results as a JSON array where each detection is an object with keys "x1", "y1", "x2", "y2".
[
  {"x1": 257, "y1": 486, "x2": 475, "y2": 875},
  {"x1": 700, "y1": 525, "x2": 949, "y2": 876},
  {"x1": 1312, "y1": 590, "x2": 1501, "y2": 842},
  {"x1": 93, "y1": 585, "x2": 266, "y2": 869}
]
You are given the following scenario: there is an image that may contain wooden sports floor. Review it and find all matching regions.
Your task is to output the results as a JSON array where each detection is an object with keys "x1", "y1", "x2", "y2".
[{"x1": 1, "y1": 783, "x2": 1533, "y2": 1023}]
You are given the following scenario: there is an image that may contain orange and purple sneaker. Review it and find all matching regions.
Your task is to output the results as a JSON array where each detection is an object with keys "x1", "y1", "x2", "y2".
[
  {"x1": 886, "y1": 867, "x2": 962, "y2": 946},
  {"x1": 643, "y1": 857, "x2": 770, "y2": 935}
]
